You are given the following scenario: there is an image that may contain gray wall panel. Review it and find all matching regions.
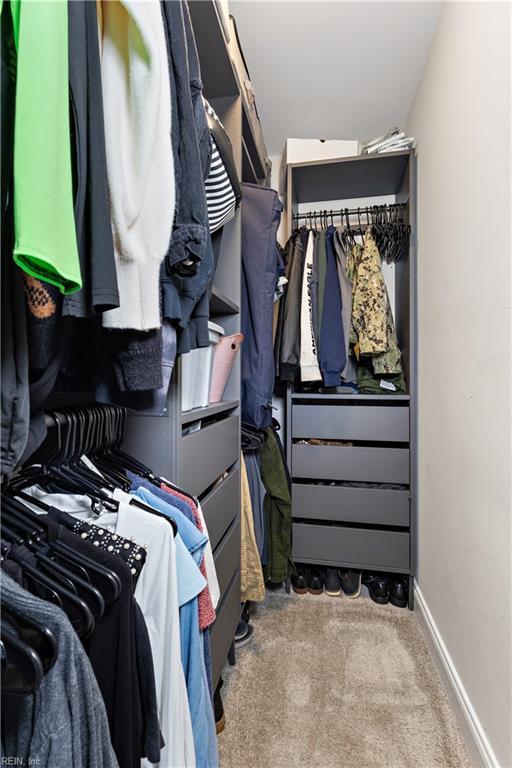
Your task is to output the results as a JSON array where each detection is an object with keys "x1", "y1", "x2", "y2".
[
  {"x1": 292, "y1": 404, "x2": 409, "y2": 442},
  {"x1": 213, "y1": 518, "x2": 241, "y2": 601},
  {"x1": 201, "y1": 466, "x2": 240, "y2": 551},
  {"x1": 292, "y1": 444, "x2": 410, "y2": 484},
  {"x1": 292, "y1": 523, "x2": 410, "y2": 571},
  {"x1": 180, "y1": 416, "x2": 239, "y2": 496},
  {"x1": 210, "y1": 570, "x2": 241, "y2": 687},
  {"x1": 292, "y1": 483, "x2": 410, "y2": 527}
]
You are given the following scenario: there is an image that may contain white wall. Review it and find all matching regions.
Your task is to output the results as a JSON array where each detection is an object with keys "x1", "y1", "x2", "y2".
[
  {"x1": 230, "y1": 1, "x2": 442, "y2": 154},
  {"x1": 406, "y1": 3, "x2": 512, "y2": 766}
]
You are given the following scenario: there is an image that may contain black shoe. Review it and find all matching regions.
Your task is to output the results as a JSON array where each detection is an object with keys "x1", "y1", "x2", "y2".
[
  {"x1": 241, "y1": 601, "x2": 250, "y2": 624},
  {"x1": 307, "y1": 567, "x2": 324, "y2": 595},
  {"x1": 324, "y1": 568, "x2": 342, "y2": 596},
  {"x1": 389, "y1": 576, "x2": 408, "y2": 608},
  {"x1": 214, "y1": 678, "x2": 225, "y2": 734},
  {"x1": 340, "y1": 569, "x2": 362, "y2": 598},
  {"x1": 266, "y1": 581, "x2": 284, "y2": 591},
  {"x1": 364, "y1": 574, "x2": 389, "y2": 605},
  {"x1": 234, "y1": 619, "x2": 254, "y2": 647},
  {"x1": 291, "y1": 566, "x2": 308, "y2": 595}
]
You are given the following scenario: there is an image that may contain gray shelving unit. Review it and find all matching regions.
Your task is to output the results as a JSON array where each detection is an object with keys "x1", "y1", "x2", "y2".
[
  {"x1": 285, "y1": 151, "x2": 417, "y2": 609},
  {"x1": 122, "y1": 0, "x2": 249, "y2": 688}
]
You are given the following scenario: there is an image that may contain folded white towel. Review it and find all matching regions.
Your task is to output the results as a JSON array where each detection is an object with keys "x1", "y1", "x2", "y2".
[{"x1": 100, "y1": 0, "x2": 174, "y2": 330}]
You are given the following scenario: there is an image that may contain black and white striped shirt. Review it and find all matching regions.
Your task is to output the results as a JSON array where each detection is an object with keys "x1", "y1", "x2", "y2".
[
  {"x1": 205, "y1": 139, "x2": 237, "y2": 233},
  {"x1": 204, "y1": 99, "x2": 238, "y2": 233}
]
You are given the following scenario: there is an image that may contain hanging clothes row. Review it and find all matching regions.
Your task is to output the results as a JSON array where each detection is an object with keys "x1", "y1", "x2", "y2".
[
  {"x1": 1, "y1": 404, "x2": 221, "y2": 768},
  {"x1": 241, "y1": 421, "x2": 293, "y2": 589},
  {"x1": 0, "y1": 0, "x2": 241, "y2": 477},
  {"x1": 275, "y1": 205, "x2": 410, "y2": 395},
  {"x1": 240, "y1": 185, "x2": 293, "y2": 587}
]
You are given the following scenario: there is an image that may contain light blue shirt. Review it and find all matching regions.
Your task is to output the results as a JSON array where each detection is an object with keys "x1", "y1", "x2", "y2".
[
  {"x1": 130, "y1": 487, "x2": 218, "y2": 767},
  {"x1": 132, "y1": 486, "x2": 207, "y2": 566}
]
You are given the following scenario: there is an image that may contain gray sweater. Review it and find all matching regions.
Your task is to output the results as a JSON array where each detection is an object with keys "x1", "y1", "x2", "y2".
[
  {"x1": 1, "y1": 573, "x2": 118, "y2": 768},
  {"x1": 333, "y1": 229, "x2": 357, "y2": 384}
]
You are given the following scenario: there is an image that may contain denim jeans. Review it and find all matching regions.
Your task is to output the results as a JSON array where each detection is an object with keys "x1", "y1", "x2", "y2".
[{"x1": 241, "y1": 183, "x2": 283, "y2": 428}]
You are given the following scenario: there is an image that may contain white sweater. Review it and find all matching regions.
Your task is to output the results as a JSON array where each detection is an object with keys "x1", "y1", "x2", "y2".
[
  {"x1": 300, "y1": 230, "x2": 322, "y2": 382},
  {"x1": 100, "y1": 0, "x2": 174, "y2": 330}
]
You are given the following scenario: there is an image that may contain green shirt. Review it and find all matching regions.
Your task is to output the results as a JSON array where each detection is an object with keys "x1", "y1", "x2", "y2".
[{"x1": 8, "y1": 0, "x2": 81, "y2": 293}]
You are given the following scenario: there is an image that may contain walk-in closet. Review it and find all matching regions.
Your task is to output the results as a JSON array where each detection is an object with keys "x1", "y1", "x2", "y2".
[{"x1": 1, "y1": 2, "x2": 510, "y2": 768}]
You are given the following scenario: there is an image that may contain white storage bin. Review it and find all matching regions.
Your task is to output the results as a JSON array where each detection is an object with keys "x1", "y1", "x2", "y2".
[{"x1": 182, "y1": 321, "x2": 224, "y2": 412}]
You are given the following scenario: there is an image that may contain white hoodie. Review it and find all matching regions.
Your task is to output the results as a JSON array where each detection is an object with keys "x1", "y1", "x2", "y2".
[
  {"x1": 99, "y1": 0, "x2": 174, "y2": 330},
  {"x1": 300, "y1": 230, "x2": 322, "y2": 381}
]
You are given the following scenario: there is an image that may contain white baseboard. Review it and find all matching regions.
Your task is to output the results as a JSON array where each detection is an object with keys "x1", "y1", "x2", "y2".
[{"x1": 414, "y1": 582, "x2": 500, "y2": 768}]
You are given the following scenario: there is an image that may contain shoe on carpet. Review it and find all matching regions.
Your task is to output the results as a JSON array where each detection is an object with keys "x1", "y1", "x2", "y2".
[
  {"x1": 214, "y1": 678, "x2": 225, "y2": 734},
  {"x1": 339, "y1": 569, "x2": 362, "y2": 598},
  {"x1": 389, "y1": 576, "x2": 408, "y2": 608},
  {"x1": 307, "y1": 567, "x2": 325, "y2": 595},
  {"x1": 234, "y1": 619, "x2": 255, "y2": 647},
  {"x1": 363, "y1": 573, "x2": 389, "y2": 605},
  {"x1": 324, "y1": 567, "x2": 342, "y2": 596},
  {"x1": 291, "y1": 565, "x2": 308, "y2": 595},
  {"x1": 241, "y1": 601, "x2": 251, "y2": 624}
]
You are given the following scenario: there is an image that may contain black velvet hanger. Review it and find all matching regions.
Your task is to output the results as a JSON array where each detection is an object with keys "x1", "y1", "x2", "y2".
[{"x1": 1, "y1": 622, "x2": 45, "y2": 696}]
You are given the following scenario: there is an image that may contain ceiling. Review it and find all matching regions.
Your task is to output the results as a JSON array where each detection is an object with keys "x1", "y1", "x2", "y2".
[{"x1": 229, "y1": 1, "x2": 443, "y2": 155}]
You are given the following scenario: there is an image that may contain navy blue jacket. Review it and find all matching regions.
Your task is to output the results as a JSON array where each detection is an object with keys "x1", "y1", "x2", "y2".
[{"x1": 319, "y1": 226, "x2": 346, "y2": 386}]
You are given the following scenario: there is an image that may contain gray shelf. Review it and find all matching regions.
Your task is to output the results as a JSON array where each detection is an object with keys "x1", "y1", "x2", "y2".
[
  {"x1": 284, "y1": 149, "x2": 417, "y2": 609},
  {"x1": 181, "y1": 399, "x2": 239, "y2": 425},
  {"x1": 242, "y1": 137, "x2": 259, "y2": 184},
  {"x1": 210, "y1": 286, "x2": 239, "y2": 315},
  {"x1": 125, "y1": 0, "x2": 245, "y2": 683},
  {"x1": 291, "y1": 393, "x2": 410, "y2": 402},
  {"x1": 241, "y1": 108, "x2": 266, "y2": 183},
  {"x1": 289, "y1": 151, "x2": 411, "y2": 204},
  {"x1": 188, "y1": 1, "x2": 239, "y2": 99}
]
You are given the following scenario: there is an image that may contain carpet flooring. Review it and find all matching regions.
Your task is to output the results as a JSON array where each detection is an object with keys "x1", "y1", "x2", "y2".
[{"x1": 218, "y1": 590, "x2": 473, "y2": 768}]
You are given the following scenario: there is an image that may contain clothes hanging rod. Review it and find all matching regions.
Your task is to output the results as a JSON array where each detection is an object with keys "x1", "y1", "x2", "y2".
[{"x1": 293, "y1": 202, "x2": 408, "y2": 221}]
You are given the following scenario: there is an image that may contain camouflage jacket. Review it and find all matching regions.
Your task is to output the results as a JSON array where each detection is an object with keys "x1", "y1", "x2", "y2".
[{"x1": 349, "y1": 228, "x2": 402, "y2": 375}]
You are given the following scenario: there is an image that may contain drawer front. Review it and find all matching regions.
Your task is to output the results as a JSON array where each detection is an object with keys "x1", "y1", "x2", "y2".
[
  {"x1": 201, "y1": 467, "x2": 240, "y2": 551},
  {"x1": 292, "y1": 523, "x2": 410, "y2": 571},
  {"x1": 213, "y1": 517, "x2": 241, "y2": 601},
  {"x1": 180, "y1": 415, "x2": 239, "y2": 496},
  {"x1": 210, "y1": 570, "x2": 241, "y2": 688},
  {"x1": 292, "y1": 404, "x2": 409, "y2": 442},
  {"x1": 292, "y1": 483, "x2": 409, "y2": 527},
  {"x1": 292, "y1": 444, "x2": 410, "y2": 484}
]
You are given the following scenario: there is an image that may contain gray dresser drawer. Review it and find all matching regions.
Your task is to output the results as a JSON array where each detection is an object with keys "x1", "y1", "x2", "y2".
[
  {"x1": 292, "y1": 483, "x2": 409, "y2": 527},
  {"x1": 210, "y1": 570, "x2": 241, "y2": 688},
  {"x1": 201, "y1": 467, "x2": 240, "y2": 551},
  {"x1": 213, "y1": 517, "x2": 241, "y2": 601},
  {"x1": 180, "y1": 415, "x2": 239, "y2": 496},
  {"x1": 292, "y1": 522, "x2": 410, "y2": 571},
  {"x1": 292, "y1": 444, "x2": 410, "y2": 484},
  {"x1": 292, "y1": 404, "x2": 409, "y2": 442}
]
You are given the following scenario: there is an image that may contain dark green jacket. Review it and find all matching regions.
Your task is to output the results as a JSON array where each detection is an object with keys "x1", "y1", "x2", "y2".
[{"x1": 260, "y1": 427, "x2": 293, "y2": 584}]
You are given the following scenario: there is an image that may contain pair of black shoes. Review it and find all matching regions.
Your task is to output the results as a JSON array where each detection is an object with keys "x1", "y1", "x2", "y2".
[
  {"x1": 291, "y1": 566, "x2": 362, "y2": 597},
  {"x1": 324, "y1": 568, "x2": 362, "y2": 598},
  {"x1": 291, "y1": 565, "x2": 326, "y2": 595},
  {"x1": 363, "y1": 573, "x2": 408, "y2": 608}
]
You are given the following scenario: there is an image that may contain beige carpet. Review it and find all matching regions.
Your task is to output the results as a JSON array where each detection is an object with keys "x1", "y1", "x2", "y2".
[{"x1": 218, "y1": 591, "x2": 473, "y2": 768}]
